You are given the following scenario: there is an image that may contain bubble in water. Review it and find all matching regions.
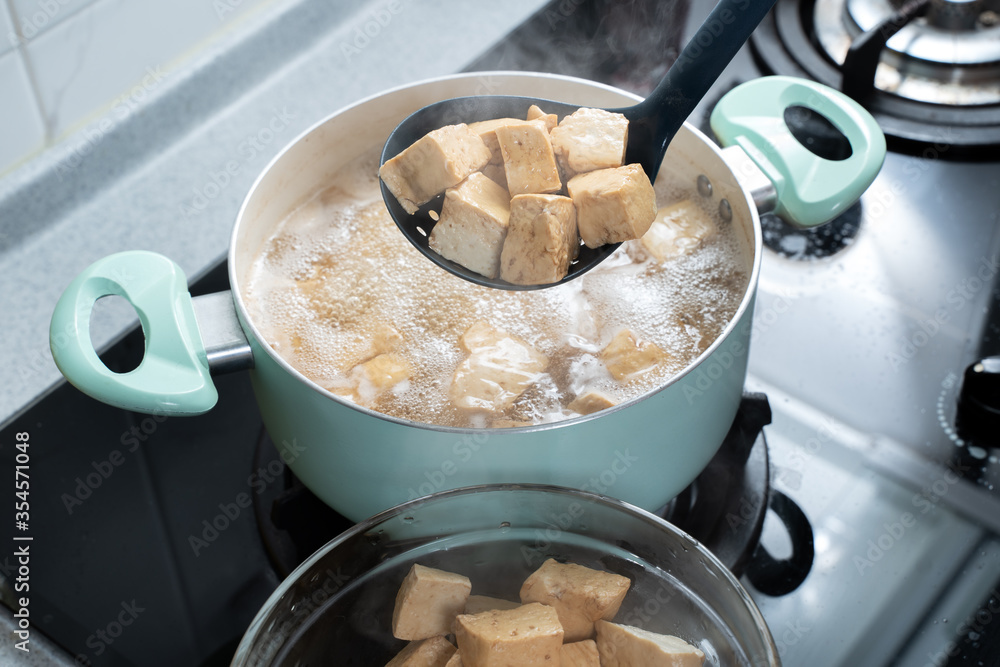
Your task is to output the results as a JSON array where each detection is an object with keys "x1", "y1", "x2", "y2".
[{"x1": 244, "y1": 149, "x2": 749, "y2": 428}]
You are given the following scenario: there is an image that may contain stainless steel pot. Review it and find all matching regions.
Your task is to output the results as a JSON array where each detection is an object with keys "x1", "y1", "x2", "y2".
[{"x1": 50, "y1": 73, "x2": 884, "y2": 521}]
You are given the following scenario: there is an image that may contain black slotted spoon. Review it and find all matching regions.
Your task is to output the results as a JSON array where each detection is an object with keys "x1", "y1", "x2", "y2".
[{"x1": 380, "y1": 0, "x2": 777, "y2": 290}]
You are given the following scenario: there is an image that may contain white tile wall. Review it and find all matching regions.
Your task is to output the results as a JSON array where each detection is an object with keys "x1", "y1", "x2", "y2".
[
  {"x1": 0, "y1": 3, "x2": 16, "y2": 55},
  {"x1": 8, "y1": 0, "x2": 98, "y2": 42},
  {"x1": 0, "y1": 0, "x2": 271, "y2": 173},
  {"x1": 0, "y1": 49, "x2": 46, "y2": 172}
]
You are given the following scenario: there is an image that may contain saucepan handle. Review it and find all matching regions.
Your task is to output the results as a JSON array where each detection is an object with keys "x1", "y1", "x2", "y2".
[
  {"x1": 49, "y1": 251, "x2": 243, "y2": 416},
  {"x1": 744, "y1": 490, "x2": 815, "y2": 596},
  {"x1": 710, "y1": 75, "x2": 886, "y2": 227}
]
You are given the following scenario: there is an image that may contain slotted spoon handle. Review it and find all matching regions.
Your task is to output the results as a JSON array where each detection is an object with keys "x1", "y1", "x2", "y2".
[{"x1": 621, "y1": 0, "x2": 779, "y2": 183}]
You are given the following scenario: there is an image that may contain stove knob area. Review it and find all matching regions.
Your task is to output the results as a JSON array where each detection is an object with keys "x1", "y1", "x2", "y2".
[{"x1": 955, "y1": 356, "x2": 1000, "y2": 447}]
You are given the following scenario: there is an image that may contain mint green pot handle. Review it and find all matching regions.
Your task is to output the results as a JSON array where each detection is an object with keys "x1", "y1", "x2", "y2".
[
  {"x1": 50, "y1": 251, "x2": 218, "y2": 416},
  {"x1": 710, "y1": 75, "x2": 886, "y2": 227}
]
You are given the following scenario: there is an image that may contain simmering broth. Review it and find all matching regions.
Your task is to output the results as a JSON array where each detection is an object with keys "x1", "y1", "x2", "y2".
[{"x1": 244, "y1": 149, "x2": 747, "y2": 428}]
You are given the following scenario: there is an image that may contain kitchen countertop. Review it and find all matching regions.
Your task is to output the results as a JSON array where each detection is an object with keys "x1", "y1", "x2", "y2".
[{"x1": 0, "y1": 0, "x2": 551, "y2": 429}]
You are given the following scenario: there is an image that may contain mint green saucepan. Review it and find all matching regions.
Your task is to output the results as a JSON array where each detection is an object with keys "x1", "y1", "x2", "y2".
[{"x1": 50, "y1": 74, "x2": 884, "y2": 522}]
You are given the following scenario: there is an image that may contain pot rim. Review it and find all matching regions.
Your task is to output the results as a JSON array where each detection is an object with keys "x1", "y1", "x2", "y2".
[
  {"x1": 228, "y1": 71, "x2": 763, "y2": 435},
  {"x1": 231, "y1": 482, "x2": 780, "y2": 666}
]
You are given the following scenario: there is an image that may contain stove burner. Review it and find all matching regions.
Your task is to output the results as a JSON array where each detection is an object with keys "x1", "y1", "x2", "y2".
[
  {"x1": 761, "y1": 201, "x2": 864, "y2": 260},
  {"x1": 252, "y1": 394, "x2": 814, "y2": 596},
  {"x1": 751, "y1": 0, "x2": 1000, "y2": 156},
  {"x1": 821, "y1": 0, "x2": 1000, "y2": 105}
]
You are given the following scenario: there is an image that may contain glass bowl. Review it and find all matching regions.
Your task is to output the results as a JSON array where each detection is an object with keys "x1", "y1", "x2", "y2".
[{"x1": 231, "y1": 484, "x2": 780, "y2": 666}]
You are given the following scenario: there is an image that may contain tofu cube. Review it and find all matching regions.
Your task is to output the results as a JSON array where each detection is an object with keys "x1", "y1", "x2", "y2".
[
  {"x1": 450, "y1": 322, "x2": 549, "y2": 412},
  {"x1": 428, "y1": 173, "x2": 512, "y2": 278},
  {"x1": 386, "y1": 636, "x2": 458, "y2": 667},
  {"x1": 480, "y1": 162, "x2": 509, "y2": 191},
  {"x1": 495, "y1": 121, "x2": 562, "y2": 196},
  {"x1": 567, "y1": 390, "x2": 617, "y2": 416},
  {"x1": 641, "y1": 199, "x2": 716, "y2": 262},
  {"x1": 519, "y1": 558, "x2": 631, "y2": 642},
  {"x1": 499, "y1": 194, "x2": 579, "y2": 286},
  {"x1": 599, "y1": 329, "x2": 668, "y2": 381},
  {"x1": 468, "y1": 118, "x2": 532, "y2": 165},
  {"x1": 527, "y1": 104, "x2": 558, "y2": 132},
  {"x1": 379, "y1": 124, "x2": 492, "y2": 214},
  {"x1": 393, "y1": 564, "x2": 473, "y2": 641},
  {"x1": 550, "y1": 108, "x2": 628, "y2": 177},
  {"x1": 453, "y1": 603, "x2": 563, "y2": 667},
  {"x1": 444, "y1": 652, "x2": 464, "y2": 667},
  {"x1": 595, "y1": 621, "x2": 705, "y2": 667},
  {"x1": 561, "y1": 640, "x2": 601, "y2": 667},
  {"x1": 463, "y1": 595, "x2": 521, "y2": 615},
  {"x1": 355, "y1": 324, "x2": 404, "y2": 365},
  {"x1": 351, "y1": 354, "x2": 411, "y2": 404},
  {"x1": 567, "y1": 164, "x2": 657, "y2": 248}
]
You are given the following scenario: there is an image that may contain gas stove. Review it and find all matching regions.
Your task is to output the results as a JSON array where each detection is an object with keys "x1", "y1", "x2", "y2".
[{"x1": 2, "y1": 0, "x2": 999, "y2": 665}]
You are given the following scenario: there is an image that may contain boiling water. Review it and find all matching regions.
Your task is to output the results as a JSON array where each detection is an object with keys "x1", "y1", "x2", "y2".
[{"x1": 244, "y1": 150, "x2": 748, "y2": 428}]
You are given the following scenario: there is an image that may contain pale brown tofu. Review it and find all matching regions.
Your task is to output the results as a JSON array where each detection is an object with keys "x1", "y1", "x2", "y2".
[
  {"x1": 600, "y1": 329, "x2": 669, "y2": 381},
  {"x1": 463, "y1": 595, "x2": 521, "y2": 615},
  {"x1": 393, "y1": 564, "x2": 473, "y2": 641},
  {"x1": 499, "y1": 194, "x2": 578, "y2": 286},
  {"x1": 356, "y1": 324, "x2": 404, "y2": 364},
  {"x1": 595, "y1": 621, "x2": 705, "y2": 667},
  {"x1": 567, "y1": 164, "x2": 656, "y2": 248},
  {"x1": 561, "y1": 640, "x2": 601, "y2": 667},
  {"x1": 527, "y1": 104, "x2": 558, "y2": 131},
  {"x1": 453, "y1": 603, "x2": 563, "y2": 667},
  {"x1": 480, "y1": 162, "x2": 509, "y2": 191},
  {"x1": 467, "y1": 118, "x2": 532, "y2": 165},
  {"x1": 379, "y1": 124, "x2": 492, "y2": 214},
  {"x1": 449, "y1": 322, "x2": 549, "y2": 412},
  {"x1": 351, "y1": 353, "x2": 411, "y2": 404},
  {"x1": 641, "y1": 199, "x2": 716, "y2": 262},
  {"x1": 495, "y1": 121, "x2": 562, "y2": 196},
  {"x1": 428, "y1": 173, "x2": 512, "y2": 278},
  {"x1": 444, "y1": 652, "x2": 464, "y2": 667},
  {"x1": 550, "y1": 108, "x2": 628, "y2": 177},
  {"x1": 519, "y1": 558, "x2": 631, "y2": 642},
  {"x1": 386, "y1": 636, "x2": 458, "y2": 667},
  {"x1": 567, "y1": 390, "x2": 617, "y2": 416}
]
